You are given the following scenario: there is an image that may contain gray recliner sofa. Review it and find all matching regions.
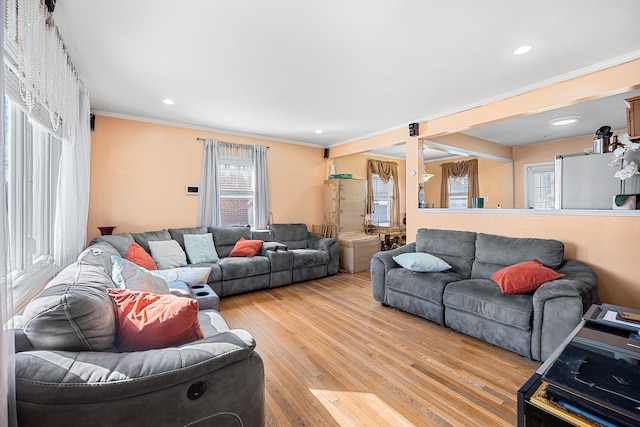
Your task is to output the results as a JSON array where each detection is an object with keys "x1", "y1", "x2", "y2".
[
  {"x1": 90, "y1": 223, "x2": 338, "y2": 298},
  {"x1": 371, "y1": 228, "x2": 598, "y2": 362},
  {"x1": 13, "y1": 242, "x2": 264, "y2": 426}
]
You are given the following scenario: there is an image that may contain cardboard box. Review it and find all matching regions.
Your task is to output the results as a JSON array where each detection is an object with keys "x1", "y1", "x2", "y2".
[{"x1": 337, "y1": 232, "x2": 380, "y2": 273}]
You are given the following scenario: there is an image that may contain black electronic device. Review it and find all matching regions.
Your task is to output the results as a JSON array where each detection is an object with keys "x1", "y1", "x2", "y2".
[
  {"x1": 45, "y1": 0, "x2": 56, "y2": 13},
  {"x1": 323, "y1": 148, "x2": 329, "y2": 159},
  {"x1": 408, "y1": 122, "x2": 419, "y2": 137}
]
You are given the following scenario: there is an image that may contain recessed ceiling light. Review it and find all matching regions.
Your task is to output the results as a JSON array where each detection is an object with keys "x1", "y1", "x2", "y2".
[
  {"x1": 513, "y1": 45, "x2": 533, "y2": 55},
  {"x1": 163, "y1": 98, "x2": 175, "y2": 105},
  {"x1": 314, "y1": 129, "x2": 323, "y2": 134},
  {"x1": 549, "y1": 116, "x2": 581, "y2": 126}
]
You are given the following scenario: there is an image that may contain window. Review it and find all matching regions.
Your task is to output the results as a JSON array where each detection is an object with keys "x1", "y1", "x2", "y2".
[
  {"x1": 371, "y1": 174, "x2": 394, "y2": 226},
  {"x1": 5, "y1": 95, "x2": 61, "y2": 307},
  {"x1": 524, "y1": 162, "x2": 555, "y2": 209},
  {"x1": 218, "y1": 145, "x2": 254, "y2": 226},
  {"x1": 448, "y1": 175, "x2": 469, "y2": 208}
]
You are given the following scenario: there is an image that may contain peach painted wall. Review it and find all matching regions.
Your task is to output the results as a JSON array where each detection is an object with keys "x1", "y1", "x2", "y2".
[
  {"x1": 409, "y1": 211, "x2": 640, "y2": 309},
  {"x1": 88, "y1": 115, "x2": 327, "y2": 242},
  {"x1": 423, "y1": 156, "x2": 513, "y2": 209},
  {"x1": 332, "y1": 153, "x2": 407, "y2": 221}
]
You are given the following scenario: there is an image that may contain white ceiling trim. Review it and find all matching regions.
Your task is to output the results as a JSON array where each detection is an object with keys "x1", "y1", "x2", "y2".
[{"x1": 331, "y1": 50, "x2": 640, "y2": 149}]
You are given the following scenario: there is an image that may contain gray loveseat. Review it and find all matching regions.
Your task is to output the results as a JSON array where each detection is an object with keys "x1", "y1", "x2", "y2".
[
  {"x1": 90, "y1": 223, "x2": 338, "y2": 298},
  {"x1": 14, "y1": 242, "x2": 264, "y2": 426},
  {"x1": 371, "y1": 228, "x2": 598, "y2": 362}
]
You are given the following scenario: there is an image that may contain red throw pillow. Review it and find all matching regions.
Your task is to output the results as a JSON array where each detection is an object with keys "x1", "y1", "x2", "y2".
[
  {"x1": 491, "y1": 259, "x2": 565, "y2": 294},
  {"x1": 108, "y1": 289, "x2": 203, "y2": 351},
  {"x1": 229, "y1": 237, "x2": 263, "y2": 257},
  {"x1": 125, "y1": 242, "x2": 157, "y2": 270}
]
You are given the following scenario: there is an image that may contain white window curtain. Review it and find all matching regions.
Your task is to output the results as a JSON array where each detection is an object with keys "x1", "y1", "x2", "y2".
[
  {"x1": 0, "y1": 1, "x2": 17, "y2": 425},
  {"x1": 197, "y1": 140, "x2": 269, "y2": 228},
  {"x1": 53, "y1": 81, "x2": 91, "y2": 268},
  {"x1": 253, "y1": 145, "x2": 269, "y2": 229},
  {"x1": 197, "y1": 139, "x2": 221, "y2": 227}
]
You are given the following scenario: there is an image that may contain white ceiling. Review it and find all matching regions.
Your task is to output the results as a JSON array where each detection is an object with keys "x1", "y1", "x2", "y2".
[{"x1": 52, "y1": 1, "x2": 640, "y2": 148}]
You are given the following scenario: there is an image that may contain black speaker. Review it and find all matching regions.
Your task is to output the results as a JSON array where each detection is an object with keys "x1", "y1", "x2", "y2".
[
  {"x1": 323, "y1": 148, "x2": 329, "y2": 159},
  {"x1": 45, "y1": 0, "x2": 56, "y2": 13},
  {"x1": 90, "y1": 113, "x2": 95, "y2": 131},
  {"x1": 409, "y1": 122, "x2": 419, "y2": 137}
]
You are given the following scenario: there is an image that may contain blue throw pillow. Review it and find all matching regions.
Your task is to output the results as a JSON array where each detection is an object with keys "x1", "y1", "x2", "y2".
[
  {"x1": 393, "y1": 252, "x2": 452, "y2": 272},
  {"x1": 184, "y1": 233, "x2": 219, "y2": 264}
]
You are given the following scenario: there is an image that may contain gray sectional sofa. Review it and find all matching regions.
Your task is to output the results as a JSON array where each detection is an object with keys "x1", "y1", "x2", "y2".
[
  {"x1": 90, "y1": 223, "x2": 339, "y2": 297},
  {"x1": 371, "y1": 228, "x2": 598, "y2": 362},
  {"x1": 13, "y1": 239, "x2": 265, "y2": 426},
  {"x1": 13, "y1": 223, "x2": 337, "y2": 426}
]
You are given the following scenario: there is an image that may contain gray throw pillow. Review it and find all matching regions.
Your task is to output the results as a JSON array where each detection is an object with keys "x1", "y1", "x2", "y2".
[
  {"x1": 148, "y1": 240, "x2": 188, "y2": 269},
  {"x1": 111, "y1": 256, "x2": 170, "y2": 294},
  {"x1": 184, "y1": 233, "x2": 219, "y2": 263}
]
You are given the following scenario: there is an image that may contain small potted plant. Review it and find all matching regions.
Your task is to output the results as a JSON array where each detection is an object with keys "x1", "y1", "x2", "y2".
[{"x1": 609, "y1": 133, "x2": 640, "y2": 209}]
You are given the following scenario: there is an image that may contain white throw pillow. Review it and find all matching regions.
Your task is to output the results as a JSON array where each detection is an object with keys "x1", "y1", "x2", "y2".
[
  {"x1": 148, "y1": 240, "x2": 188, "y2": 269},
  {"x1": 151, "y1": 267, "x2": 211, "y2": 285}
]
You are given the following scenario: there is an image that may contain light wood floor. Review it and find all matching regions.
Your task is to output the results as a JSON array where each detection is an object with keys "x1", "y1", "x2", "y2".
[{"x1": 221, "y1": 272, "x2": 540, "y2": 426}]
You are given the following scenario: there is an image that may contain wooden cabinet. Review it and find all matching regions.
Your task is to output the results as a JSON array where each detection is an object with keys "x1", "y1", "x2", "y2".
[{"x1": 626, "y1": 95, "x2": 640, "y2": 141}]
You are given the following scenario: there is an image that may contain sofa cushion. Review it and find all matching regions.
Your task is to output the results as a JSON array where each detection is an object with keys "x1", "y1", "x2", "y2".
[
  {"x1": 184, "y1": 233, "x2": 219, "y2": 263},
  {"x1": 491, "y1": 259, "x2": 565, "y2": 294},
  {"x1": 270, "y1": 223, "x2": 308, "y2": 250},
  {"x1": 415, "y1": 229, "x2": 476, "y2": 278},
  {"x1": 111, "y1": 256, "x2": 170, "y2": 294},
  {"x1": 387, "y1": 268, "x2": 463, "y2": 305},
  {"x1": 393, "y1": 252, "x2": 451, "y2": 272},
  {"x1": 443, "y1": 279, "x2": 533, "y2": 331},
  {"x1": 472, "y1": 233, "x2": 565, "y2": 279},
  {"x1": 108, "y1": 289, "x2": 203, "y2": 351},
  {"x1": 77, "y1": 242, "x2": 121, "y2": 274},
  {"x1": 209, "y1": 226, "x2": 252, "y2": 258},
  {"x1": 229, "y1": 238, "x2": 263, "y2": 257},
  {"x1": 168, "y1": 226, "x2": 208, "y2": 249},
  {"x1": 217, "y1": 256, "x2": 270, "y2": 280},
  {"x1": 148, "y1": 240, "x2": 188, "y2": 269},
  {"x1": 291, "y1": 249, "x2": 329, "y2": 269},
  {"x1": 21, "y1": 263, "x2": 116, "y2": 351},
  {"x1": 89, "y1": 233, "x2": 135, "y2": 257},
  {"x1": 131, "y1": 229, "x2": 172, "y2": 254},
  {"x1": 125, "y1": 242, "x2": 157, "y2": 270}
]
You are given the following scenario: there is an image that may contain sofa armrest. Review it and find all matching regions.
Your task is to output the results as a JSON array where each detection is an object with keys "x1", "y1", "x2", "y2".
[
  {"x1": 15, "y1": 329, "x2": 258, "y2": 404},
  {"x1": 307, "y1": 233, "x2": 339, "y2": 275},
  {"x1": 531, "y1": 259, "x2": 598, "y2": 361},
  {"x1": 370, "y1": 242, "x2": 416, "y2": 303}
]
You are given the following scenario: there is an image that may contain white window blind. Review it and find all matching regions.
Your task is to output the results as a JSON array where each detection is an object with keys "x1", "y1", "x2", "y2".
[
  {"x1": 372, "y1": 174, "x2": 394, "y2": 225},
  {"x1": 448, "y1": 175, "x2": 469, "y2": 209},
  {"x1": 218, "y1": 144, "x2": 255, "y2": 226}
]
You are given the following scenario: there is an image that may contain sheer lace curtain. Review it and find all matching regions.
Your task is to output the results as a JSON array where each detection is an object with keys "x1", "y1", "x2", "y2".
[
  {"x1": 53, "y1": 82, "x2": 91, "y2": 268},
  {"x1": 366, "y1": 159, "x2": 400, "y2": 225},
  {"x1": 440, "y1": 159, "x2": 479, "y2": 208}
]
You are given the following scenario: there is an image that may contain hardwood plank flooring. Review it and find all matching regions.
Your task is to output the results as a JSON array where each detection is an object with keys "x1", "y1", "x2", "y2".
[{"x1": 221, "y1": 272, "x2": 540, "y2": 426}]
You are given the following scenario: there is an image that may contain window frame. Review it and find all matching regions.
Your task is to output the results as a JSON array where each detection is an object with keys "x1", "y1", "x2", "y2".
[{"x1": 371, "y1": 173, "x2": 394, "y2": 226}]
